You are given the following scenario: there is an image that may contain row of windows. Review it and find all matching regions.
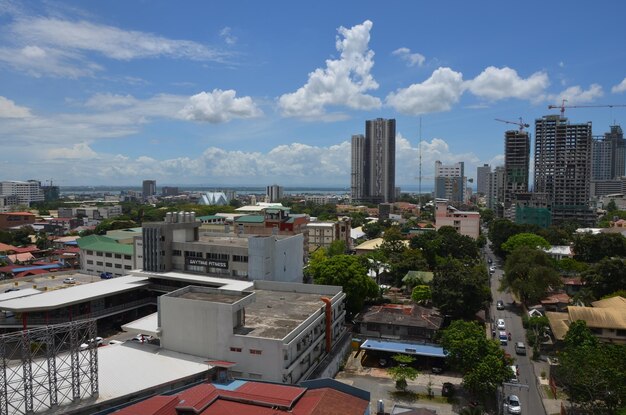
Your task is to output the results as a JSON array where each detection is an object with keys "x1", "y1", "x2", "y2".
[
  {"x1": 86, "y1": 260, "x2": 131, "y2": 270},
  {"x1": 90, "y1": 251, "x2": 131, "y2": 260},
  {"x1": 232, "y1": 255, "x2": 248, "y2": 263},
  {"x1": 229, "y1": 347, "x2": 262, "y2": 355}
]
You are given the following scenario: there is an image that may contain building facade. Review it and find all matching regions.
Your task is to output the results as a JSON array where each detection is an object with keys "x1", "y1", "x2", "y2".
[
  {"x1": 0, "y1": 180, "x2": 44, "y2": 206},
  {"x1": 534, "y1": 115, "x2": 594, "y2": 225},
  {"x1": 306, "y1": 217, "x2": 351, "y2": 253},
  {"x1": 78, "y1": 234, "x2": 136, "y2": 277},
  {"x1": 266, "y1": 184, "x2": 284, "y2": 203},
  {"x1": 476, "y1": 164, "x2": 490, "y2": 195},
  {"x1": 351, "y1": 118, "x2": 396, "y2": 204},
  {"x1": 142, "y1": 212, "x2": 304, "y2": 283},
  {"x1": 434, "y1": 199, "x2": 480, "y2": 239},
  {"x1": 504, "y1": 130, "x2": 530, "y2": 219},
  {"x1": 434, "y1": 161, "x2": 465, "y2": 204},
  {"x1": 592, "y1": 125, "x2": 625, "y2": 180},
  {"x1": 142, "y1": 180, "x2": 157, "y2": 199}
]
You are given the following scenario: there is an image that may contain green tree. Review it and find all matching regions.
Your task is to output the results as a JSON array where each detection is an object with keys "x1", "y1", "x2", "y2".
[
  {"x1": 582, "y1": 258, "x2": 626, "y2": 299},
  {"x1": 362, "y1": 221, "x2": 383, "y2": 239},
  {"x1": 480, "y1": 208, "x2": 494, "y2": 225},
  {"x1": 502, "y1": 247, "x2": 561, "y2": 304},
  {"x1": 411, "y1": 285, "x2": 431, "y2": 304},
  {"x1": 606, "y1": 199, "x2": 618, "y2": 212},
  {"x1": 310, "y1": 254, "x2": 378, "y2": 313},
  {"x1": 387, "y1": 354, "x2": 418, "y2": 391},
  {"x1": 326, "y1": 240, "x2": 347, "y2": 257},
  {"x1": 387, "y1": 248, "x2": 428, "y2": 287},
  {"x1": 488, "y1": 219, "x2": 524, "y2": 258},
  {"x1": 556, "y1": 321, "x2": 626, "y2": 414},
  {"x1": 525, "y1": 316, "x2": 549, "y2": 356},
  {"x1": 556, "y1": 257, "x2": 588, "y2": 275},
  {"x1": 501, "y1": 232, "x2": 550, "y2": 253},
  {"x1": 35, "y1": 231, "x2": 51, "y2": 250},
  {"x1": 431, "y1": 258, "x2": 491, "y2": 320},
  {"x1": 440, "y1": 320, "x2": 512, "y2": 400},
  {"x1": 573, "y1": 233, "x2": 626, "y2": 263}
]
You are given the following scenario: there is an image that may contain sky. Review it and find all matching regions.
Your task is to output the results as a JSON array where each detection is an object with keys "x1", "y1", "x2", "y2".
[{"x1": 1, "y1": 1, "x2": 626, "y2": 189}]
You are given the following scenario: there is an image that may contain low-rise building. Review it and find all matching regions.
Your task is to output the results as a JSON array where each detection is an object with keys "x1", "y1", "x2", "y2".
[
  {"x1": 546, "y1": 296, "x2": 626, "y2": 344},
  {"x1": 78, "y1": 234, "x2": 135, "y2": 277},
  {"x1": 307, "y1": 217, "x2": 351, "y2": 253},
  {"x1": 434, "y1": 199, "x2": 480, "y2": 239},
  {"x1": 353, "y1": 304, "x2": 443, "y2": 342},
  {"x1": 0, "y1": 212, "x2": 36, "y2": 230}
]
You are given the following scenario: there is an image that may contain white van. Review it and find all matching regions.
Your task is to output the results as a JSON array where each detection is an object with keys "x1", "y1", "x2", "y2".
[{"x1": 509, "y1": 365, "x2": 519, "y2": 383}]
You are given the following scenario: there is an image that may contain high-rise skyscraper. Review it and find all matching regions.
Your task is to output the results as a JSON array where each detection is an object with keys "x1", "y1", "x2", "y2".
[
  {"x1": 351, "y1": 118, "x2": 396, "y2": 204},
  {"x1": 434, "y1": 161, "x2": 465, "y2": 204},
  {"x1": 266, "y1": 184, "x2": 284, "y2": 202},
  {"x1": 504, "y1": 130, "x2": 530, "y2": 218},
  {"x1": 476, "y1": 164, "x2": 491, "y2": 195},
  {"x1": 534, "y1": 115, "x2": 594, "y2": 225},
  {"x1": 592, "y1": 125, "x2": 625, "y2": 180},
  {"x1": 142, "y1": 180, "x2": 157, "y2": 200}
]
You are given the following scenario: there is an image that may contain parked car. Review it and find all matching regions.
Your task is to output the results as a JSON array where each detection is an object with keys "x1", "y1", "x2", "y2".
[
  {"x1": 509, "y1": 365, "x2": 519, "y2": 383},
  {"x1": 63, "y1": 277, "x2": 76, "y2": 284},
  {"x1": 4, "y1": 288, "x2": 20, "y2": 293},
  {"x1": 130, "y1": 334, "x2": 154, "y2": 343},
  {"x1": 497, "y1": 318, "x2": 506, "y2": 330},
  {"x1": 441, "y1": 382, "x2": 455, "y2": 397},
  {"x1": 488, "y1": 258, "x2": 493, "y2": 264},
  {"x1": 496, "y1": 300, "x2": 505, "y2": 310},
  {"x1": 489, "y1": 266, "x2": 496, "y2": 273},
  {"x1": 515, "y1": 342, "x2": 526, "y2": 355},
  {"x1": 499, "y1": 331, "x2": 508, "y2": 345},
  {"x1": 80, "y1": 337, "x2": 103, "y2": 351},
  {"x1": 108, "y1": 340, "x2": 124, "y2": 346},
  {"x1": 503, "y1": 394, "x2": 521, "y2": 414},
  {"x1": 100, "y1": 272, "x2": 113, "y2": 279}
]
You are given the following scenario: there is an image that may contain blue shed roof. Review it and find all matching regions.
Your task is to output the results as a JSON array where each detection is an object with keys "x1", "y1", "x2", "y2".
[
  {"x1": 360, "y1": 339, "x2": 447, "y2": 358},
  {"x1": 12, "y1": 264, "x2": 61, "y2": 273}
]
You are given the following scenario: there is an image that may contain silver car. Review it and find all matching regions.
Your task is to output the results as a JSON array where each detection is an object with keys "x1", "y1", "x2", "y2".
[{"x1": 504, "y1": 394, "x2": 521, "y2": 414}]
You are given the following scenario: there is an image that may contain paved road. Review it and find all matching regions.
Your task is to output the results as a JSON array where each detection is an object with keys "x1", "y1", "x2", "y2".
[{"x1": 484, "y1": 243, "x2": 545, "y2": 415}]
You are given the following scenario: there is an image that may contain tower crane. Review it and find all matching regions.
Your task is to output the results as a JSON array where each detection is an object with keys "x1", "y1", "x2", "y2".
[
  {"x1": 548, "y1": 99, "x2": 626, "y2": 117},
  {"x1": 494, "y1": 117, "x2": 530, "y2": 132}
]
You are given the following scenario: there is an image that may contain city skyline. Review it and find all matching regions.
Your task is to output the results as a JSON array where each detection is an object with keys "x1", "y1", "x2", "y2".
[{"x1": 1, "y1": 1, "x2": 626, "y2": 187}]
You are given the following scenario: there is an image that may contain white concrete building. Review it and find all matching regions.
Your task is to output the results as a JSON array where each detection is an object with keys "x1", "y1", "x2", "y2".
[
  {"x1": 0, "y1": 180, "x2": 44, "y2": 205},
  {"x1": 78, "y1": 235, "x2": 136, "y2": 277},
  {"x1": 157, "y1": 280, "x2": 347, "y2": 384}
]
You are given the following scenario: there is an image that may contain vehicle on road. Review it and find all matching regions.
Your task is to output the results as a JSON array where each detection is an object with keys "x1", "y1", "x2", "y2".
[
  {"x1": 503, "y1": 394, "x2": 521, "y2": 414},
  {"x1": 509, "y1": 365, "x2": 519, "y2": 383},
  {"x1": 100, "y1": 272, "x2": 113, "y2": 279},
  {"x1": 497, "y1": 319, "x2": 506, "y2": 330},
  {"x1": 515, "y1": 342, "x2": 526, "y2": 355},
  {"x1": 499, "y1": 330, "x2": 508, "y2": 345},
  {"x1": 488, "y1": 258, "x2": 493, "y2": 264},
  {"x1": 4, "y1": 288, "x2": 20, "y2": 293},
  {"x1": 108, "y1": 340, "x2": 124, "y2": 345},
  {"x1": 496, "y1": 300, "x2": 505, "y2": 310},
  {"x1": 130, "y1": 334, "x2": 154, "y2": 343},
  {"x1": 489, "y1": 266, "x2": 496, "y2": 272},
  {"x1": 80, "y1": 337, "x2": 103, "y2": 350},
  {"x1": 63, "y1": 277, "x2": 76, "y2": 284}
]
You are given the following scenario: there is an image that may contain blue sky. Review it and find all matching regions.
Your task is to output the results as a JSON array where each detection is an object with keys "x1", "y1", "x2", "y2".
[{"x1": 1, "y1": 1, "x2": 625, "y2": 189}]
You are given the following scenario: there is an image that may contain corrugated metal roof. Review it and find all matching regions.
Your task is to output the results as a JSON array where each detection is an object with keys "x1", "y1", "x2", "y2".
[
  {"x1": 234, "y1": 215, "x2": 265, "y2": 223},
  {"x1": 360, "y1": 339, "x2": 446, "y2": 358},
  {"x1": 77, "y1": 234, "x2": 134, "y2": 255},
  {"x1": 568, "y1": 305, "x2": 626, "y2": 330},
  {"x1": 592, "y1": 296, "x2": 626, "y2": 309},
  {"x1": 546, "y1": 311, "x2": 570, "y2": 341},
  {"x1": 0, "y1": 275, "x2": 150, "y2": 312}
]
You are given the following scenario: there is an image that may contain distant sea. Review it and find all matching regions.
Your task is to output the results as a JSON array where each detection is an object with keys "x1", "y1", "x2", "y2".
[{"x1": 60, "y1": 184, "x2": 435, "y2": 196}]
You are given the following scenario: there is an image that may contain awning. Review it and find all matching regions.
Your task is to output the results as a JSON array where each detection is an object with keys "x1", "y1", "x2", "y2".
[{"x1": 360, "y1": 339, "x2": 446, "y2": 358}]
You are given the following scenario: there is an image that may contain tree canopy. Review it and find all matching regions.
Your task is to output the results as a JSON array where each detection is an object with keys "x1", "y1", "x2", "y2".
[
  {"x1": 410, "y1": 226, "x2": 479, "y2": 269},
  {"x1": 440, "y1": 320, "x2": 512, "y2": 399},
  {"x1": 555, "y1": 321, "x2": 626, "y2": 414},
  {"x1": 501, "y1": 246, "x2": 561, "y2": 304},
  {"x1": 573, "y1": 232, "x2": 626, "y2": 263},
  {"x1": 431, "y1": 257, "x2": 491, "y2": 320},
  {"x1": 501, "y1": 232, "x2": 550, "y2": 253},
  {"x1": 582, "y1": 258, "x2": 626, "y2": 300},
  {"x1": 308, "y1": 253, "x2": 379, "y2": 313}
]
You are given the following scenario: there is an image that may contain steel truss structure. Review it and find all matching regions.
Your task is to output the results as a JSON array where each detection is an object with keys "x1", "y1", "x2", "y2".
[{"x1": 0, "y1": 319, "x2": 98, "y2": 415}]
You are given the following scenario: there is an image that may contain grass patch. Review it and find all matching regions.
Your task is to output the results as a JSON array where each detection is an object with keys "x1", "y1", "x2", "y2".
[{"x1": 542, "y1": 385, "x2": 568, "y2": 400}]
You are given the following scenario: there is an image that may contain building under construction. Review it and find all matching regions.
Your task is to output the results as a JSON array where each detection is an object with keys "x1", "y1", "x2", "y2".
[
  {"x1": 534, "y1": 115, "x2": 595, "y2": 225},
  {"x1": 504, "y1": 130, "x2": 531, "y2": 219}
]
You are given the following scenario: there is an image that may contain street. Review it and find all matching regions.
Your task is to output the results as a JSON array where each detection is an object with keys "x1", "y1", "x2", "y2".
[{"x1": 484, "y1": 242, "x2": 545, "y2": 415}]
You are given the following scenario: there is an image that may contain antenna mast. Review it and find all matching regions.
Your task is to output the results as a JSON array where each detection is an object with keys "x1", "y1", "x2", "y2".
[{"x1": 418, "y1": 117, "x2": 422, "y2": 208}]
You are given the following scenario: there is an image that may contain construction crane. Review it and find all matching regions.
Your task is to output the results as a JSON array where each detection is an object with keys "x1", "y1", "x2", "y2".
[
  {"x1": 495, "y1": 117, "x2": 530, "y2": 132},
  {"x1": 548, "y1": 99, "x2": 626, "y2": 117}
]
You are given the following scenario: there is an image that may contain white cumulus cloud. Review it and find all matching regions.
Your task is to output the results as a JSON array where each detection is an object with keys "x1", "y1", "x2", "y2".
[
  {"x1": 547, "y1": 84, "x2": 604, "y2": 105},
  {"x1": 278, "y1": 20, "x2": 381, "y2": 119},
  {"x1": 612, "y1": 78, "x2": 626, "y2": 94},
  {"x1": 44, "y1": 142, "x2": 98, "y2": 159},
  {"x1": 219, "y1": 27, "x2": 237, "y2": 45},
  {"x1": 392, "y1": 47, "x2": 425, "y2": 67},
  {"x1": 465, "y1": 66, "x2": 549, "y2": 101},
  {"x1": 0, "y1": 96, "x2": 32, "y2": 118},
  {"x1": 179, "y1": 89, "x2": 262, "y2": 123},
  {"x1": 385, "y1": 67, "x2": 464, "y2": 115}
]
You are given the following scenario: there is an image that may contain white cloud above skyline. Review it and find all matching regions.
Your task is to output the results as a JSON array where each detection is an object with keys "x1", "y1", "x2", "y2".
[
  {"x1": 611, "y1": 78, "x2": 626, "y2": 94},
  {"x1": 0, "y1": 96, "x2": 32, "y2": 118},
  {"x1": 179, "y1": 89, "x2": 262, "y2": 123},
  {"x1": 277, "y1": 20, "x2": 381, "y2": 119},
  {"x1": 465, "y1": 66, "x2": 549, "y2": 101}
]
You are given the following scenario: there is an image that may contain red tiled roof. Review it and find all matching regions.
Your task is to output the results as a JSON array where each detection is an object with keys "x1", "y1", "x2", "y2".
[
  {"x1": 12, "y1": 246, "x2": 38, "y2": 253},
  {"x1": 0, "y1": 242, "x2": 17, "y2": 252},
  {"x1": 176, "y1": 383, "x2": 220, "y2": 411},
  {"x1": 15, "y1": 269, "x2": 49, "y2": 278},
  {"x1": 293, "y1": 388, "x2": 370, "y2": 415},
  {"x1": 233, "y1": 382, "x2": 306, "y2": 408}
]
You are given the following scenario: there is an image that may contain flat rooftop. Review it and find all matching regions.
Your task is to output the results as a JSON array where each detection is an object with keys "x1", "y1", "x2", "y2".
[
  {"x1": 178, "y1": 290, "x2": 246, "y2": 304},
  {"x1": 236, "y1": 289, "x2": 326, "y2": 340}
]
